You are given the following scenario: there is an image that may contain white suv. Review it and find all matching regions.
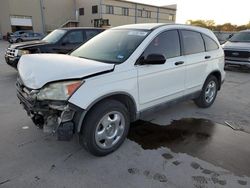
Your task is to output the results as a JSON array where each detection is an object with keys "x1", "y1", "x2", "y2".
[{"x1": 17, "y1": 23, "x2": 225, "y2": 156}]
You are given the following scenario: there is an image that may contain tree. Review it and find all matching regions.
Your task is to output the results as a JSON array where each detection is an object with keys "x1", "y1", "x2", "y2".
[
  {"x1": 187, "y1": 20, "x2": 250, "y2": 31},
  {"x1": 246, "y1": 21, "x2": 250, "y2": 29},
  {"x1": 220, "y1": 23, "x2": 237, "y2": 31},
  {"x1": 186, "y1": 20, "x2": 215, "y2": 30}
]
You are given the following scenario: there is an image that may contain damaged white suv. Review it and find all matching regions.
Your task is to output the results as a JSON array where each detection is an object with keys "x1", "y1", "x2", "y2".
[{"x1": 17, "y1": 24, "x2": 225, "y2": 156}]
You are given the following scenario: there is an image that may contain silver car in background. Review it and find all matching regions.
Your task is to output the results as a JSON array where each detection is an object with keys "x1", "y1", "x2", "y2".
[{"x1": 9, "y1": 31, "x2": 44, "y2": 43}]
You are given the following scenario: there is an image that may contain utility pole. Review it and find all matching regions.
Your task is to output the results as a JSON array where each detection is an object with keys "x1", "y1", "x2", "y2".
[
  {"x1": 135, "y1": 4, "x2": 137, "y2": 24},
  {"x1": 157, "y1": 7, "x2": 159, "y2": 23},
  {"x1": 39, "y1": 0, "x2": 46, "y2": 34}
]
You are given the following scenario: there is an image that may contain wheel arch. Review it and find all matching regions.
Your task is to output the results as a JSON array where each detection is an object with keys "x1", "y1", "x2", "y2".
[
  {"x1": 207, "y1": 70, "x2": 222, "y2": 90},
  {"x1": 76, "y1": 92, "x2": 138, "y2": 133}
]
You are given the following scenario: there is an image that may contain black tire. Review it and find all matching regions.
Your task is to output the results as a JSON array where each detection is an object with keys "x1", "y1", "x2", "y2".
[
  {"x1": 79, "y1": 99, "x2": 130, "y2": 156},
  {"x1": 194, "y1": 75, "x2": 219, "y2": 108},
  {"x1": 16, "y1": 38, "x2": 23, "y2": 43}
]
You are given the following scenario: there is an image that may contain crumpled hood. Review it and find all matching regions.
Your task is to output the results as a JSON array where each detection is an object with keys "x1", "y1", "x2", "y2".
[
  {"x1": 18, "y1": 54, "x2": 114, "y2": 89},
  {"x1": 223, "y1": 41, "x2": 250, "y2": 50}
]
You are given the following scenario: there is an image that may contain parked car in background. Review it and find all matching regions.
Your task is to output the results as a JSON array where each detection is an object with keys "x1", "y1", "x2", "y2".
[
  {"x1": 222, "y1": 30, "x2": 250, "y2": 68},
  {"x1": 9, "y1": 32, "x2": 44, "y2": 43},
  {"x1": 8, "y1": 30, "x2": 34, "y2": 43},
  {"x1": 11, "y1": 30, "x2": 33, "y2": 36},
  {"x1": 213, "y1": 31, "x2": 235, "y2": 44},
  {"x1": 16, "y1": 23, "x2": 225, "y2": 156},
  {"x1": 5, "y1": 27, "x2": 104, "y2": 68}
]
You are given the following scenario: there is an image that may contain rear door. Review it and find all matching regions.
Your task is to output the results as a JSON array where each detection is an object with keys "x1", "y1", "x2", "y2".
[
  {"x1": 137, "y1": 30, "x2": 186, "y2": 109},
  {"x1": 180, "y1": 30, "x2": 207, "y2": 94},
  {"x1": 180, "y1": 30, "x2": 220, "y2": 95}
]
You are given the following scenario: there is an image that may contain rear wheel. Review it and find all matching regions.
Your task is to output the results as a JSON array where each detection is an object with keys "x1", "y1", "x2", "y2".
[
  {"x1": 194, "y1": 75, "x2": 218, "y2": 108},
  {"x1": 79, "y1": 99, "x2": 130, "y2": 156}
]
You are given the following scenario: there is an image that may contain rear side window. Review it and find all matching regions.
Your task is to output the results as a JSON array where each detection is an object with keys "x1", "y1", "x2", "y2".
[
  {"x1": 181, "y1": 30, "x2": 205, "y2": 55},
  {"x1": 143, "y1": 30, "x2": 181, "y2": 59},
  {"x1": 202, "y1": 34, "x2": 219, "y2": 51}
]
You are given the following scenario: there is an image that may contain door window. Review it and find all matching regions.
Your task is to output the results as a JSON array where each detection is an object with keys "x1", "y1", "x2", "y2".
[
  {"x1": 62, "y1": 31, "x2": 83, "y2": 44},
  {"x1": 142, "y1": 30, "x2": 181, "y2": 59},
  {"x1": 202, "y1": 34, "x2": 219, "y2": 51},
  {"x1": 181, "y1": 30, "x2": 205, "y2": 55}
]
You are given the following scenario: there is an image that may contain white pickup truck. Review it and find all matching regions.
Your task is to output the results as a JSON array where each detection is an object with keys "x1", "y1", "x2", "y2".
[{"x1": 17, "y1": 23, "x2": 225, "y2": 156}]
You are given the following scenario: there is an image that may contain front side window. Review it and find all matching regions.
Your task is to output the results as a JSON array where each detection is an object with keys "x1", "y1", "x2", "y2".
[
  {"x1": 142, "y1": 30, "x2": 181, "y2": 60},
  {"x1": 181, "y1": 30, "x2": 205, "y2": 55},
  {"x1": 92, "y1": 5, "x2": 98, "y2": 14},
  {"x1": 62, "y1": 31, "x2": 84, "y2": 44},
  {"x1": 42, "y1": 29, "x2": 67, "y2": 43},
  {"x1": 106, "y1": 5, "x2": 114, "y2": 14},
  {"x1": 202, "y1": 34, "x2": 219, "y2": 51},
  {"x1": 71, "y1": 29, "x2": 149, "y2": 64}
]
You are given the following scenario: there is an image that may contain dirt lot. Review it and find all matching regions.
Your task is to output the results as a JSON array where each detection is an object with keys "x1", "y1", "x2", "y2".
[{"x1": 0, "y1": 40, "x2": 250, "y2": 188}]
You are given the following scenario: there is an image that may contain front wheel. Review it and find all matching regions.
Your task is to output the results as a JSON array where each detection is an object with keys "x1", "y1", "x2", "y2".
[
  {"x1": 194, "y1": 75, "x2": 218, "y2": 108},
  {"x1": 79, "y1": 99, "x2": 130, "y2": 156}
]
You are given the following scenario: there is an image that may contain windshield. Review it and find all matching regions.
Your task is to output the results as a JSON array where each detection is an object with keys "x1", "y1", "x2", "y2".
[
  {"x1": 71, "y1": 29, "x2": 149, "y2": 64},
  {"x1": 229, "y1": 31, "x2": 250, "y2": 42},
  {"x1": 42, "y1": 29, "x2": 67, "y2": 43}
]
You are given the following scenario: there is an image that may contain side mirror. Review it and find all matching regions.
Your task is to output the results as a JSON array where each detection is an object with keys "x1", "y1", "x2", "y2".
[
  {"x1": 228, "y1": 34, "x2": 234, "y2": 39},
  {"x1": 139, "y1": 54, "x2": 166, "y2": 65}
]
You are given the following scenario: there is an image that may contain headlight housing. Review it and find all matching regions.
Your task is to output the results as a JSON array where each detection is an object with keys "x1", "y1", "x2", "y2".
[
  {"x1": 17, "y1": 49, "x2": 30, "y2": 56},
  {"x1": 37, "y1": 80, "x2": 83, "y2": 101}
]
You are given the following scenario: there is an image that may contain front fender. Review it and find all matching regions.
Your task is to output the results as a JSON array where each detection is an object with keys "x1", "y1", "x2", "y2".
[{"x1": 69, "y1": 69, "x2": 139, "y2": 113}]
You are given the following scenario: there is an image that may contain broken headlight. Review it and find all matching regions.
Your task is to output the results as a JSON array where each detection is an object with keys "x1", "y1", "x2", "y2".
[
  {"x1": 17, "y1": 49, "x2": 30, "y2": 56},
  {"x1": 37, "y1": 80, "x2": 83, "y2": 101}
]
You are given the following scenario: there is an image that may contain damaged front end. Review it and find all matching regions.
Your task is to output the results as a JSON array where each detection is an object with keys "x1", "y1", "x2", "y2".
[{"x1": 16, "y1": 76, "x2": 83, "y2": 141}]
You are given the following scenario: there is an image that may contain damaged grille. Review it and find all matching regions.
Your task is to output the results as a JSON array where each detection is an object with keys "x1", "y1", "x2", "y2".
[
  {"x1": 6, "y1": 48, "x2": 17, "y2": 58},
  {"x1": 16, "y1": 76, "x2": 36, "y2": 112}
]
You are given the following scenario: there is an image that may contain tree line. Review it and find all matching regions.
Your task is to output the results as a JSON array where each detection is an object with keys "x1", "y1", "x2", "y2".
[{"x1": 186, "y1": 20, "x2": 250, "y2": 32}]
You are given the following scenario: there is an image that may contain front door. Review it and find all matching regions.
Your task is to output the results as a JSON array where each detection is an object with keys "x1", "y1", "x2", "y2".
[{"x1": 137, "y1": 30, "x2": 186, "y2": 110}]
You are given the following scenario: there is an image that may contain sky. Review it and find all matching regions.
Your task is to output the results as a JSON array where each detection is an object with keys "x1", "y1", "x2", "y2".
[{"x1": 126, "y1": 0, "x2": 250, "y2": 25}]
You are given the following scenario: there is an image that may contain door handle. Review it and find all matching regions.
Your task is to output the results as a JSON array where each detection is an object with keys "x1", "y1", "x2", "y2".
[
  {"x1": 205, "y1": 56, "x2": 211, "y2": 59},
  {"x1": 175, "y1": 61, "x2": 184, "y2": 66}
]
